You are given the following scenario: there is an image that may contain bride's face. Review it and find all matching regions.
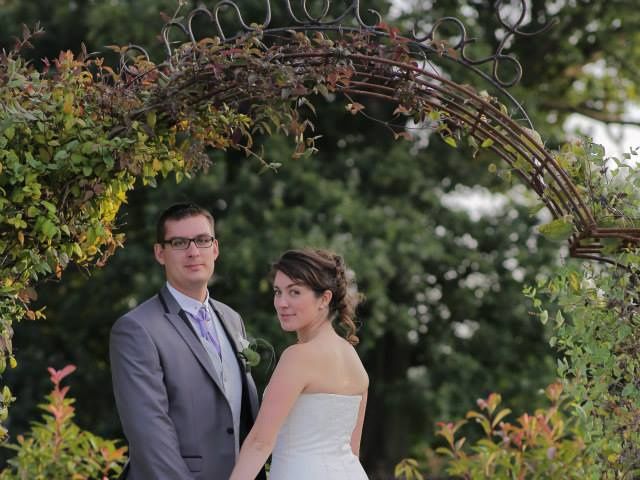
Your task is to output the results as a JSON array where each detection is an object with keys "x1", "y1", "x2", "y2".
[{"x1": 273, "y1": 271, "x2": 330, "y2": 332}]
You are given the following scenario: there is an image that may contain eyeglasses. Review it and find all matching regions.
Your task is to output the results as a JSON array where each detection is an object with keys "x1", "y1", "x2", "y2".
[{"x1": 161, "y1": 235, "x2": 215, "y2": 250}]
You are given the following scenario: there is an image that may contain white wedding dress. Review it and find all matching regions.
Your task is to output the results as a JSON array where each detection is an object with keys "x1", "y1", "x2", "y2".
[{"x1": 269, "y1": 393, "x2": 368, "y2": 479}]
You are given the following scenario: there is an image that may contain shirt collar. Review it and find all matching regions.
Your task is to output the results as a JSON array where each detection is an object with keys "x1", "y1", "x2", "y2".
[{"x1": 165, "y1": 282, "x2": 210, "y2": 317}]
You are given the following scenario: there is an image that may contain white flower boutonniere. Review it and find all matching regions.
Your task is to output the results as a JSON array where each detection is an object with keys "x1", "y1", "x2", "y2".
[
  {"x1": 238, "y1": 335, "x2": 275, "y2": 370},
  {"x1": 238, "y1": 336, "x2": 261, "y2": 368}
]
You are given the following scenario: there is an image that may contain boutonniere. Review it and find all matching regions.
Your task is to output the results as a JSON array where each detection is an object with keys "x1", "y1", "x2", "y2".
[
  {"x1": 238, "y1": 336, "x2": 261, "y2": 368},
  {"x1": 238, "y1": 336, "x2": 275, "y2": 370}
]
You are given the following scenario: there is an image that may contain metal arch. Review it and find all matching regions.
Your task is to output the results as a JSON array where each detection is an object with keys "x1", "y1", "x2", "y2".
[
  {"x1": 116, "y1": 1, "x2": 640, "y2": 262},
  {"x1": 123, "y1": 0, "x2": 554, "y2": 128}
]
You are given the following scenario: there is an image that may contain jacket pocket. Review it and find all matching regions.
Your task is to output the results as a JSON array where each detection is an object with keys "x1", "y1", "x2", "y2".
[{"x1": 182, "y1": 456, "x2": 203, "y2": 472}]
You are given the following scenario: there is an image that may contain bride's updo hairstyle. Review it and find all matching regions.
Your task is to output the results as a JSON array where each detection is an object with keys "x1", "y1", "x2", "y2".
[{"x1": 272, "y1": 248, "x2": 363, "y2": 345}]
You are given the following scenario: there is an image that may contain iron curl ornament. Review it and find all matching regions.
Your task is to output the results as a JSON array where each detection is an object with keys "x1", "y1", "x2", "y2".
[
  {"x1": 116, "y1": 0, "x2": 640, "y2": 263},
  {"x1": 121, "y1": 0, "x2": 554, "y2": 124}
]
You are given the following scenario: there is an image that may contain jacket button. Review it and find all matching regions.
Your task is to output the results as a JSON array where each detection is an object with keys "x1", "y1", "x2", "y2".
[{"x1": 226, "y1": 427, "x2": 234, "y2": 435}]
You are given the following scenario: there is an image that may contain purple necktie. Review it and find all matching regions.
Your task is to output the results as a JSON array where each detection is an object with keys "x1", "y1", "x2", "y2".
[{"x1": 193, "y1": 306, "x2": 222, "y2": 358}]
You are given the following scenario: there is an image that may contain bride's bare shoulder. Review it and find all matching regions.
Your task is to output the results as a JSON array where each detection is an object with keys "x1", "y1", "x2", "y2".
[
  {"x1": 278, "y1": 342, "x2": 316, "y2": 364},
  {"x1": 279, "y1": 340, "x2": 331, "y2": 368}
]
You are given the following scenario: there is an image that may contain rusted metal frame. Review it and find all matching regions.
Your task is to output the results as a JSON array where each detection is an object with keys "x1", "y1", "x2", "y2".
[
  {"x1": 292, "y1": 56, "x2": 582, "y2": 225},
  {"x1": 363, "y1": 67, "x2": 591, "y2": 228},
  {"x1": 117, "y1": 3, "x2": 640, "y2": 262},
  {"x1": 150, "y1": 59, "x2": 291, "y2": 110},
  {"x1": 591, "y1": 230, "x2": 640, "y2": 242},
  {"x1": 361, "y1": 54, "x2": 591, "y2": 215},
  {"x1": 280, "y1": 0, "x2": 378, "y2": 27},
  {"x1": 152, "y1": 47, "x2": 599, "y2": 243},
  {"x1": 279, "y1": 49, "x2": 597, "y2": 230},
  {"x1": 571, "y1": 253, "x2": 621, "y2": 266},
  {"x1": 574, "y1": 247, "x2": 604, "y2": 253},
  {"x1": 129, "y1": 39, "x2": 640, "y2": 255},
  {"x1": 593, "y1": 227, "x2": 640, "y2": 236},
  {"x1": 159, "y1": 0, "x2": 551, "y2": 104},
  {"x1": 484, "y1": 144, "x2": 565, "y2": 220},
  {"x1": 571, "y1": 250, "x2": 640, "y2": 270},
  {"x1": 264, "y1": 26, "x2": 537, "y2": 128},
  {"x1": 570, "y1": 228, "x2": 640, "y2": 257},
  {"x1": 332, "y1": 85, "x2": 540, "y2": 199},
  {"x1": 250, "y1": 25, "x2": 533, "y2": 125},
  {"x1": 428, "y1": 98, "x2": 594, "y2": 232},
  {"x1": 570, "y1": 230, "x2": 602, "y2": 254},
  {"x1": 401, "y1": 94, "x2": 589, "y2": 229},
  {"x1": 432, "y1": 104, "x2": 571, "y2": 222},
  {"x1": 570, "y1": 230, "x2": 640, "y2": 258},
  {"x1": 267, "y1": 29, "x2": 534, "y2": 117},
  {"x1": 373, "y1": 56, "x2": 596, "y2": 227},
  {"x1": 273, "y1": 53, "x2": 606, "y2": 254},
  {"x1": 122, "y1": 70, "x2": 243, "y2": 119},
  {"x1": 336, "y1": 82, "x2": 571, "y2": 223}
]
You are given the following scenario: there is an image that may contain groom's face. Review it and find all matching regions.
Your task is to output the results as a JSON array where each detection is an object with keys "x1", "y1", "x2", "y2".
[{"x1": 154, "y1": 214, "x2": 219, "y2": 301}]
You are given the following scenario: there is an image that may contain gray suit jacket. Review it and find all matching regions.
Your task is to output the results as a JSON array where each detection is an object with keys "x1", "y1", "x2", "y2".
[{"x1": 110, "y1": 286, "x2": 265, "y2": 480}]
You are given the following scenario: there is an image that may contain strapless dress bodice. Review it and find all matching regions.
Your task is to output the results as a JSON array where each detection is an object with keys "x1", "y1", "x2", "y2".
[{"x1": 269, "y1": 393, "x2": 368, "y2": 479}]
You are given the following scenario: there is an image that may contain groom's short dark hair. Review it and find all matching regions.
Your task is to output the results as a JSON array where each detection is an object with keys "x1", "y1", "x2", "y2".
[{"x1": 156, "y1": 203, "x2": 215, "y2": 243}]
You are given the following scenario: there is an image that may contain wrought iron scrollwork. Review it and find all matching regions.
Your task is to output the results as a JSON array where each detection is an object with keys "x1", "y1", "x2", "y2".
[
  {"x1": 410, "y1": 0, "x2": 557, "y2": 88},
  {"x1": 120, "y1": 0, "x2": 555, "y2": 94}
]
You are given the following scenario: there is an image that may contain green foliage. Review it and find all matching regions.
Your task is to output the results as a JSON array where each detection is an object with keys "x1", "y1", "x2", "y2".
[
  {"x1": 424, "y1": 383, "x2": 597, "y2": 479},
  {"x1": 403, "y1": 135, "x2": 640, "y2": 478},
  {"x1": 0, "y1": 19, "x2": 341, "y2": 438},
  {"x1": 554, "y1": 140, "x2": 640, "y2": 229},
  {"x1": 0, "y1": 17, "x2": 321, "y2": 435},
  {"x1": 395, "y1": 458, "x2": 424, "y2": 480},
  {"x1": 522, "y1": 138, "x2": 640, "y2": 478},
  {"x1": 526, "y1": 251, "x2": 640, "y2": 478},
  {"x1": 0, "y1": 365, "x2": 126, "y2": 479}
]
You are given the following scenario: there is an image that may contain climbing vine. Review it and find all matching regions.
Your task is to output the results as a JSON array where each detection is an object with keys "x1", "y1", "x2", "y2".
[{"x1": 0, "y1": 25, "x2": 315, "y2": 436}]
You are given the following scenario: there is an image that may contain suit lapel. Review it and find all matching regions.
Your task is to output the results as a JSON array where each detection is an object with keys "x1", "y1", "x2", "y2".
[{"x1": 159, "y1": 287, "x2": 226, "y2": 392}]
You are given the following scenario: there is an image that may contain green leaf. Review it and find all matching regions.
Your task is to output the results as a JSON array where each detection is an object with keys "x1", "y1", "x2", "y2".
[
  {"x1": 3, "y1": 126, "x2": 15, "y2": 141},
  {"x1": 528, "y1": 203, "x2": 545, "y2": 216},
  {"x1": 443, "y1": 137, "x2": 457, "y2": 148},
  {"x1": 491, "y1": 408, "x2": 511, "y2": 428},
  {"x1": 53, "y1": 149, "x2": 69, "y2": 161},
  {"x1": 41, "y1": 201, "x2": 57, "y2": 214},
  {"x1": 540, "y1": 310, "x2": 549, "y2": 325},
  {"x1": 40, "y1": 219, "x2": 58, "y2": 239},
  {"x1": 537, "y1": 216, "x2": 574, "y2": 241},
  {"x1": 243, "y1": 349, "x2": 261, "y2": 368}
]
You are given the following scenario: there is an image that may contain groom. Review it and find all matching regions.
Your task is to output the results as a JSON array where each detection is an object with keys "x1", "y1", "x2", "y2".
[{"x1": 110, "y1": 202, "x2": 265, "y2": 479}]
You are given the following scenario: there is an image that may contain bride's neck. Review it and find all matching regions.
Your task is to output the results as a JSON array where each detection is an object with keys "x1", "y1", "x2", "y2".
[{"x1": 296, "y1": 319, "x2": 333, "y2": 344}]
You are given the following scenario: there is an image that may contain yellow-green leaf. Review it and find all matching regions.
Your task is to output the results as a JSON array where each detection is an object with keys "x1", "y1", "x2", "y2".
[
  {"x1": 538, "y1": 216, "x2": 574, "y2": 241},
  {"x1": 444, "y1": 136, "x2": 457, "y2": 148}
]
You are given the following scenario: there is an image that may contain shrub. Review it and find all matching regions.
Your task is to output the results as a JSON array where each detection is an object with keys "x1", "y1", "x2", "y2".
[
  {"x1": 395, "y1": 382, "x2": 599, "y2": 479},
  {"x1": 0, "y1": 365, "x2": 126, "y2": 480}
]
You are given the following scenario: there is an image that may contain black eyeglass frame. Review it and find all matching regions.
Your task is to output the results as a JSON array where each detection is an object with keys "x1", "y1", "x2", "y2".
[{"x1": 160, "y1": 235, "x2": 216, "y2": 250}]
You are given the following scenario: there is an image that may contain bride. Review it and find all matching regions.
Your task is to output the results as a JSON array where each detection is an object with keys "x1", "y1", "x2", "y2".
[{"x1": 229, "y1": 248, "x2": 369, "y2": 480}]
